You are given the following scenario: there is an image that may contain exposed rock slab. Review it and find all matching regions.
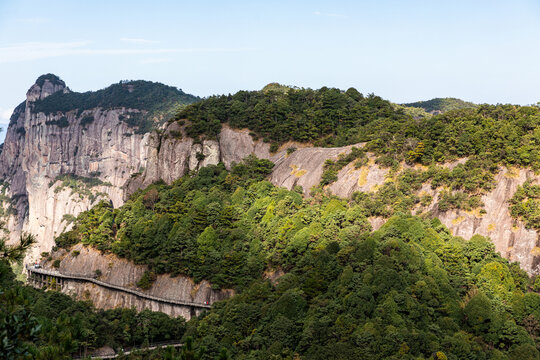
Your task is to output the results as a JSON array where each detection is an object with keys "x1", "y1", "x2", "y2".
[
  {"x1": 433, "y1": 168, "x2": 540, "y2": 275},
  {"x1": 46, "y1": 244, "x2": 232, "y2": 319}
]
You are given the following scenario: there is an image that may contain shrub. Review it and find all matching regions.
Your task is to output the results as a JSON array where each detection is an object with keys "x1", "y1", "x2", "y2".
[
  {"x1": 137, "y1": 270, "x2": 157, "y2": 290},
  {"x1": 196, "y1": 152, "x2": 205, "y2": 161},
  {"x1": 80, "y1": 115, "x2": 94, "y2": 127},
  {"x1": 287, "y1": 147, "x2": 297, "y2": 155},
  {"x1": 142, "y1": 188, "x2": 159, "y2": 209},
  {"x1": 53, "y1": 260, "x2": 61, "y2": 268},
  {"x1": 270, "y1": 143, "x2": 279, "y2": 153}
]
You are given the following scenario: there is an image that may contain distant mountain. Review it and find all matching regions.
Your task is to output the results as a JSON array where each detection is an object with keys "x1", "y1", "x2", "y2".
[{"x1": 403, "y1": 97, "x2": 477, "y2": 114}]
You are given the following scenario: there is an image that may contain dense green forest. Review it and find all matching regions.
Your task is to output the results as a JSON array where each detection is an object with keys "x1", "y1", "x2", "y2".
[
  {"x1": 403, "y1": 98, "x2": 477, "y2": 113},
  {"x1": 52, "y1": 158, "x2": 540, "y2": 359},
  {"x1": 176, "y1": 85, "x2": 406, "y2": 146},
  {"x1": 32, "y1": 75, "x2": 199, "y2": 133}
]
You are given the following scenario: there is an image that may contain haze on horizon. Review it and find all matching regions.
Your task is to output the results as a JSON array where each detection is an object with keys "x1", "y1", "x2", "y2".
[{"x1": 1, "y1": 0, "x2": 540, "y2": 125}]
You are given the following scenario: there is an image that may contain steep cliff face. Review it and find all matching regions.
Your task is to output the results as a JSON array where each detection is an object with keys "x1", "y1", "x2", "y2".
[
  {"x1": 433, "y1": 169, "x2": 539, "y2": 275},
  {"x1": 0, "y1": 77, "x2": 151, "y2": 262},
  {"x1": 130, "y1": 122, "x2": 360, "y2": 198}
]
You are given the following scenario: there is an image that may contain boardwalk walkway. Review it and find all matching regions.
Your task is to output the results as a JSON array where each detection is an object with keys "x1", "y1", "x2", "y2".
[
  {"x1": 26, "y1": 265, "x2": 211, "y2": 309},
  {"x1": 73, "y1": 341, "x2": 184, "y2": 359}
]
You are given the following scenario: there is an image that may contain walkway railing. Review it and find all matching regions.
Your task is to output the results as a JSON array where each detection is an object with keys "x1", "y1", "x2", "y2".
[
  {"x1": 26, "y1": 265, "x2": 211, "y2": 309},
  {"x1": 73, "y1": 340, "x2": 184, "y2": 359}
]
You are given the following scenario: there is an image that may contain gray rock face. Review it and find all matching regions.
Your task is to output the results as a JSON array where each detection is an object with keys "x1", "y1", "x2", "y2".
[
  {"x1": 432, "y1": 168, "x2": 540, "y2": 275},
  {"x1": 26, "y1": 77, "x2": 68, "y2": 102},
  {"x1": 47, "y1": 244, "x2": 232, "y2": 319},
  {"x1": 0, "y1": 77, "x2": 150, "y2": 262},
  {"x1": 268, "y1": 144, "x2": 363, "y2": 197}
]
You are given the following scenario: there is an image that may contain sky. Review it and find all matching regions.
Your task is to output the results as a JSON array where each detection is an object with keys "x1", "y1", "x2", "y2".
[{"x1": 1, "y1": 0, "x2": 540, "y2": 128}]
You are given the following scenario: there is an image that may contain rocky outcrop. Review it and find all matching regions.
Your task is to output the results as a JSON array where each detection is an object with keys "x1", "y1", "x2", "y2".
[
  {"x1": 350, "y1": 165, "x2": 540, "y2": 275},
  {"x1": 0, "y1": 78, "x2": 151, "y2": 262},
  {"x1": 432, "y1": 169, "x2": 540, "y2": 275},
  {"x1": 44, "y1": 244, "x2": 232, "y2": 319}
]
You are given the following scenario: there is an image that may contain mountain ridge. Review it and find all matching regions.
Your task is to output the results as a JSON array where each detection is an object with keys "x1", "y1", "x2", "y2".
[{"x1": 403, "y1": 97, "x2": 478, "y2": 113}]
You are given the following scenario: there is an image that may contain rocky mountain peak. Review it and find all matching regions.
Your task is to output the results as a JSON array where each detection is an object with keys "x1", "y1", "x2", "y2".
[{"x1": 26, "y1": 73, "x2": 68, "y2": 102}]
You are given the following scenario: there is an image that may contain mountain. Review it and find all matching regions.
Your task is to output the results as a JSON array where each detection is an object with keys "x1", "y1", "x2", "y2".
[
  {"x1": 403, "y1": 97, "x2": 477, "y2": 114},
  {"x1": 0, "y1": 74, "x2": 198, "y2": 262},
  {"x1": 1, "y1": 76, "x2": 540, "y2": 358},
  {"x1": 1, "y1": 76, "x2": 539, "y2": 275}
]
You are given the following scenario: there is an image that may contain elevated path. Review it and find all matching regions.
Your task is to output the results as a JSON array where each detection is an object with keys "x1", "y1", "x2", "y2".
[{"x1": 26, "y1": 264, "x2": 211, "y2": 310}]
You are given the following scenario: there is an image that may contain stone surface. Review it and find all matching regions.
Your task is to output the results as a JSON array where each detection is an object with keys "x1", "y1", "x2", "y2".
[
  {"x1": 0, "y1": 78, "x2": 150, "y2": 262},
  {"x1": 432, "y1": 168, "x2": 540, "y2": 275},
  {"x1": 46, "y1": 244, "x2": 232, "y2": 319}
]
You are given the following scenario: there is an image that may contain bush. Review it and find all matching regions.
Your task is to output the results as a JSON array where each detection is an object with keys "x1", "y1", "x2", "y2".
[
  {"x1": 270, "y1": 143, "x2": 279, "y2": 153},
  {"x1": 80, "y1": 115, "x2": 94, "y2": 127},
  {"x1": 196, "y1": 152, "x2": 205, "y2": 161},
  {"x1": 52, "y1": 260, "x2": 61, "y2": 268},
  {"x1": 137, "y1": 270, "x2": 157, "y2": 290},
  {"x1": 142, "y1": 188, "x2": 159, "y2": 209}
]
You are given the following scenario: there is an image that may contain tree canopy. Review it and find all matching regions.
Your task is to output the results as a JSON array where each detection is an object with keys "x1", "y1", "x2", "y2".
[{"x1": 52, "y1": 159, "x2": 540, "y2": 359}]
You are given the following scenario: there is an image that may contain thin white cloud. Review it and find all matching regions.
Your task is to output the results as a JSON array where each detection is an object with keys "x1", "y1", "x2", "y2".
[
  {"x1": 0, "y1": 108, "x2": 13, "y2": 122},
  {"x1": 0, "y1": 42, "x2": 251, "y2": 64},
  {"x1": 313, "y1": 11, "x2": 348, "y2": 18},
  {"x1": 0, "y1": 41, "x2": 90, "y2": 63},
  {"x1": 121, "y1": 38, "x2": 159, "y2": 44},
  {"x1": 140, "y1": 57, "x2": 172, "y2": 64},
  {"x1": 18, "y1": 17, "x2": 51, "y2": 24}
]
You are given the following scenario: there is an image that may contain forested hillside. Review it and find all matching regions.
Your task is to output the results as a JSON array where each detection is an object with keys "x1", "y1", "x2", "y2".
[
  {"x1": 5, "y1": 81, "x2": 540, "y2": 359},
  {"x1": 176, "y1": 87, "x2": 540, "y2": 170},
  {"x1": 403, "y1": 98, "x2": 477, "y2": 113},
  {"x1": 176, "y1": 86, "x2": 540, "y2": 219},
  {"x1": 52, "y1": 158, "x2": 540, "y2": 359}
]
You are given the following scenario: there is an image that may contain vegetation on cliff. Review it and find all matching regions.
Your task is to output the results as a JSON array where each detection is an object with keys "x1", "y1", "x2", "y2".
[
  {"x1": 403, "y1": 98, "x2": 477, "y2": 113},
  {"x1": 51, "y1": 173, "x2": 111, "y2": 203},
  {"x1": 509, "y1": 181, "x2": 540, "y2": 232},
  {"x1": 178, "y1": 88, "x2": 540, "y2": 170},
  {"x1": 176, "y1": 86, "x2": 405, "y2": 146},
  {"x1": 54, "y1": 159, "x2": 540, "y2": 359},
  {"x1": 177, "y1": 88, "x2": 540, "y2": 215},
  {"x1": 35, "y1": 73, "x2": 66, "y2": 89},
  {"x1": 32, "y1": 78, "x2": 199, "y2": 133}
]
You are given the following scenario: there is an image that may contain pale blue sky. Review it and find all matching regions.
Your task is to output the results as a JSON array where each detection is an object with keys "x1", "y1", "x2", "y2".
[{"x1": 1, "y1": 0, "x2": 540, "y2": 125}]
